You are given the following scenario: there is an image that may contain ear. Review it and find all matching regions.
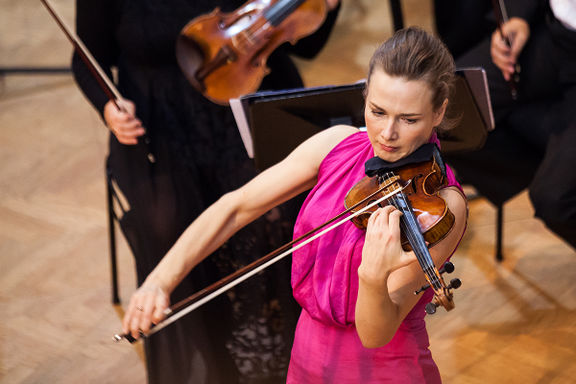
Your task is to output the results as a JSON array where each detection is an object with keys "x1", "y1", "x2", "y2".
[{"x1": 433, "y1": 98, "x2": 448, "y2": 127}]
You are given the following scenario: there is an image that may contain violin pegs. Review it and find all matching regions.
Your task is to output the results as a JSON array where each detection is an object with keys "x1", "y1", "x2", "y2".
[
  {"x1": 414, "y1": 283, "x2": 430, "y2": 295},
  {"x1": 415, "y1": 262, "x2": 460, "y2": 296},
  {"x1": 425, "y1": 302, "x2": 438, "y2": 315},
  {"x1": 439, "y1": 261, "x2": 455, "y2": 274},
  {"x1": 448, "y1": 278, "x2": 462, "y2": 290}
]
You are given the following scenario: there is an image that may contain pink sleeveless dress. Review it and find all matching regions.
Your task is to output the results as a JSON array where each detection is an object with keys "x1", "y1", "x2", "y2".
[{"x1": 288, "y1": 131, "x2": 462, "y2": 383}]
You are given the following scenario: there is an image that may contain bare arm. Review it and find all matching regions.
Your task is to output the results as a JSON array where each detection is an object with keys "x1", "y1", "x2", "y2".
[
  {"x1": 123, "y1": 125, "x2": 359, "y2": 338},
  {"x1": 355, "y1": 186, "x2": 467, "y2": 348}
]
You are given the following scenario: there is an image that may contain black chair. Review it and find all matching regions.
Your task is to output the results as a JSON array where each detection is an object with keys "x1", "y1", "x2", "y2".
[{"x1": 106, "y1": 165, "x2": 121, "y2": 304}]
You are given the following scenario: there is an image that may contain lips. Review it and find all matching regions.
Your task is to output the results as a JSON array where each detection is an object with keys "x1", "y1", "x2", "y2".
[{"x1": 380, "y1": 144, "x2": 398, "y2": 152}]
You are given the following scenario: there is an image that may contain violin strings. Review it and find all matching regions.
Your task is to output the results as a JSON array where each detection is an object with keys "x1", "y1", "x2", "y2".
[
  {"x1": 383, "y1": 173, "x2": 442, "y2": 291},
  {"x1": 393, "y1": 192, "x2": 442, "y2": 290},
  {"x1": 247, "y1": 0, "x2": 308, "y2": 46},
  {"x1": 265, "y1": 0, "x2": 307, "y2": 27}
]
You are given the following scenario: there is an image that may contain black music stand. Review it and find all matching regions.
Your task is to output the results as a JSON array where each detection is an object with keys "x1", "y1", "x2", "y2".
[
  {"x1": 231, "y1": 68, "x2": 505, "y2": 261},
  {"x1": 231, "y1": 68, "x2": 493, "y2": 171},
  {"x1": 231, "y1": 81, "x2": 366, "y2": 170}
]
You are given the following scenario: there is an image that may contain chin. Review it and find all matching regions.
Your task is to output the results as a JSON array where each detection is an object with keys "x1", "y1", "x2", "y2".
[{"x1": 376, "y1": 151, "x2": 404, "y2": 163}]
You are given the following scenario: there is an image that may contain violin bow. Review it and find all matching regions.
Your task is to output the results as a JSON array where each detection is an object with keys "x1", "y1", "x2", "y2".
[
  {"x1": 491, "y1": 0, "x2": 520, "y2": 100},
  {"x1": 40, "y1": 0, "x2": 156, "y2": 163},
  {"x1": 114, "y1": 182, "x2": 411, "y2": 343}
]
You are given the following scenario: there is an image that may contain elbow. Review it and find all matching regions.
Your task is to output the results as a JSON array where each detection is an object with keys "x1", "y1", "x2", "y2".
[
  {"x1": 355, "y1": 313, "x2": 401, "y2": 348},
  {"x1": 217, "y1": 189, "x2": 248, "y2": 228},
  {"x1": 357, "y1": 329, "x2": 395, "y2": 349},
  {"x1": 359, "y1": 334, "x2": 393, "y2": 349},
  {"x1": 217, "y1": 190, "x2": 240, "y2": 215},
  {"x1": 355, "y1": 303, "x2": 401, "y2": 349}
]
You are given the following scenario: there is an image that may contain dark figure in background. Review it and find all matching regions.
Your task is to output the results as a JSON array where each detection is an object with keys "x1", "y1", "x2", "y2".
[
  {"x1": 71, "y1": 0, "x2": 340, "y2": 383},
  {"x1": 444, "y1": 0, "x2": 576, "y2": 249},
  {"x1": 433, "y1": 0, "x2": 494, "y2": 59}
]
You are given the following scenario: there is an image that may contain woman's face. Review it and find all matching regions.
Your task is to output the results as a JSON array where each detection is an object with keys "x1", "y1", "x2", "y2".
[{"x1": 364, "y1": 69, "x2": 446, "y2": 162}]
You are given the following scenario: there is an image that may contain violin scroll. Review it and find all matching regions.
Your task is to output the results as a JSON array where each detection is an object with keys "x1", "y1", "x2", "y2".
[{"x1": 415, "y1": 261, "x2": 462, "y2": 314}]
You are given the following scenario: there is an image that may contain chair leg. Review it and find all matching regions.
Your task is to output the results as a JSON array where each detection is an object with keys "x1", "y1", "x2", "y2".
[
  {"x1": 496, "y1": 203, "x2": 504, "y2": 262},
  {"x1": 107, "y1": 171, "x2": 121, "y2": 304},
  {"x1": 389, "y1": 0, "x2": 404, "y2": 31}
]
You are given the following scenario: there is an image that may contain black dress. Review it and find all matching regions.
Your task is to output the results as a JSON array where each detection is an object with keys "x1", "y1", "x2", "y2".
[{"x1": 72, "y1": 0, "x2": 340, "y2": 383}]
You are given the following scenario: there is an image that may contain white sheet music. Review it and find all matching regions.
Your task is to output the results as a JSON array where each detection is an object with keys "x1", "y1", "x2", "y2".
[{"x1": 230, "y1": 97, "x2": 254, "y2": 158}]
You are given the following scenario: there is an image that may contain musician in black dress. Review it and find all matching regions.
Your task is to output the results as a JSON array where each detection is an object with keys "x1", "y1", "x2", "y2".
[
  {"x1": 445, "y1": 0, "x2": 576, "y2": 250},
  {"x1": 72, "y1": 0, "x2": 340, "y2": 382}
]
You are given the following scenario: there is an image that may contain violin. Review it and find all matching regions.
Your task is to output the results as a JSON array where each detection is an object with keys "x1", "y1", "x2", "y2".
[
  {"x1": 175, "y1": 0, "x2": 327, "y2": 105},
  {"x1": 345, "y1": 157, "x2": 454, "y2": 251},
  {"x1": 345, "y1": 147, "x2": 461, "y2": 314},
  {"x1": 113, "y1": 146, "x2": 462, "y2": 342}
]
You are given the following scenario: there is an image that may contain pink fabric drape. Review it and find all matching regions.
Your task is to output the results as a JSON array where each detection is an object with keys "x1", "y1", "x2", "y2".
[{"x1": 288, "y1": 131, "x2": 461, "y2": 383}]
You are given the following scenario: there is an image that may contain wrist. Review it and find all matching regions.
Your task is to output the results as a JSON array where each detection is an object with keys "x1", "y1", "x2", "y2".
[
  {"x1": 143, "y1": 272, "x2": 174, "y2": 296},
  {"x1": 357, "y1": 267, "x2": 391, "y2": 294}
]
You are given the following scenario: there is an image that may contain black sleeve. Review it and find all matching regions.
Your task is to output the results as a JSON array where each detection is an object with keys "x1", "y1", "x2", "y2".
[
  {"x1": 504, "y1": 0, "x2": 546, "y2": 25},
  {"x1": 285, "y1": 2, "x2": 341, "y2": 59},
  {"x1": 71, "y1": 0, "x2": 119, "y2": 118},
  {"x1": 434, "y1": 0, "x2": 494, "y2": 59}
]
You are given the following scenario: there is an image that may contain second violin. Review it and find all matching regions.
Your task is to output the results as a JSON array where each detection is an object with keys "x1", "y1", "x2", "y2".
[{"x1": 176, "y1": 0, "x2": 327, "y2": 105}]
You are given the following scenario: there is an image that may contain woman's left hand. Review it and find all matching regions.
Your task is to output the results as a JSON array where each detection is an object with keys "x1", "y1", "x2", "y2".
[{"x1": 358, "y1": 206, "x2": 416, "y2": 289}]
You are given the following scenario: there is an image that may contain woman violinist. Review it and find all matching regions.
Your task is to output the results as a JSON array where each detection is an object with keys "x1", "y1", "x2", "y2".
[{"x1": 124, "y1": 27, "x2": 467, "y2": 383}]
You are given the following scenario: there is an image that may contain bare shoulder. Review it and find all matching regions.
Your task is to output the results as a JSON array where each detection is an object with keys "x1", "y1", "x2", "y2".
[
  {"x1": 266, "y1": 125, "x2": 360, "y2": 192},
  {"x1": 238, "y1": 125, "x2": 361, "y2": 211},
  {"x1": 289, "y1": 124, "x2": 360, "y2": 168},
  {"x1": 302, "y1": 124, "x2": 359, "y2": 149}
]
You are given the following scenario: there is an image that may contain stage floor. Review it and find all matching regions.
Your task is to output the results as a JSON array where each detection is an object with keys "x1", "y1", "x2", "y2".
[{"x1": 1, "y1": 1, "x2": 575, "y2": 383}]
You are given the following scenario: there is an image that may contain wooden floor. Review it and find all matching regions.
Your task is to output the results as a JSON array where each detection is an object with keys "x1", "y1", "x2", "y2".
[{"x1": 1, "y1": 1, "x2": 575, "y2": 383}]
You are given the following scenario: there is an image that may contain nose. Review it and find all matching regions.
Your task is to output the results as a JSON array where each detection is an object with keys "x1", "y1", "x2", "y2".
[{"x1": 380, "y1": 118, "x2": 398, "y2": 141}]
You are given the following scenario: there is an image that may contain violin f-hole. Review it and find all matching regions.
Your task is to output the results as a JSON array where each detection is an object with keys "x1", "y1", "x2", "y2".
[{"x1": 410, "y1": 174, "x2": 422, "y2": 195}]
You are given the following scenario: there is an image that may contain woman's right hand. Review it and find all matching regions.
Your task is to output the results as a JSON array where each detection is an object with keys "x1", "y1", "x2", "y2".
[
  {"x1": 122, "y1": 280, "x2": 171, "y2": 339},
  {"x1": 490, "y1": 17, "x2": 530, "y2": 81},
  {"x1": 103, "y1": 99, "x2": 145, "y2": 145}
]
